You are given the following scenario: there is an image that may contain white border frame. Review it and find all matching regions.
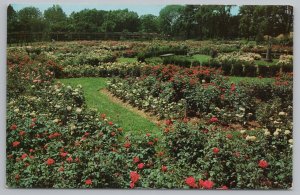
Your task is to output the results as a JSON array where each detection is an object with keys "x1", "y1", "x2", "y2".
[{"x1": 1, "y1": 0, "x2": 299, "y2": 195}]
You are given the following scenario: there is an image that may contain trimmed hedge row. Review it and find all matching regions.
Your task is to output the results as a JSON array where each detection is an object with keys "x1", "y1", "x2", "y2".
[
  {"x1": 137, "y1": 45, "x2": 188, "y2": 62},
  {"x1": 161, "y1": 56, "x2": 292, "y2": 77}
]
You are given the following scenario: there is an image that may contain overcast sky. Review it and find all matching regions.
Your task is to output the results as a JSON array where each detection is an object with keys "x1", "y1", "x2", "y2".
[{"x1": 11, "y1": 4, "x2": 240, "y2": 16}]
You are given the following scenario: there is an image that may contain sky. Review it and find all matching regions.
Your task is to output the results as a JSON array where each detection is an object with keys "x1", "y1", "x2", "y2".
[{"x1": 11, "y1": 4, "x2": 240, "y2": 16}]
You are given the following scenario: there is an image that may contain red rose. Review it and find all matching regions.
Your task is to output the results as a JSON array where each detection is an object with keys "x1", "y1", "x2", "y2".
[
  {"x1": 29, "y1": 149, "x2": 34, "y2": 153},
  {"x1": 231, "y1": 83, "x2": 236, "y2": 91},
  {"x1": 46, "y1": 158, "x2": 55, "y2": 165},
  {"x1": 108, "y1": 121, "x2": 113, "y2": 126},
  {"x1": 58, "y1": 167, "x2": 64, "y2": 172},
  {"x1": 258, "y1": 160, "x2": 269, "y2": 168},
  {"x1": 199, "y1": 179, "x2": 214, "y2": 189},
  {"x1": 12, "y1": 141, "x2": 20, "y2": 147},
  {"x1": 161, "y1": 165, "x2": 168, "y2": 172},
  {"x1": 146, "y1": 133, "x2": 151, "y2": 137},
  {"x1": 130, "y1": 171, "x2": 140, "y2": 183},
  {"x1": 213, "y1": 147, "x2": 220, "y2": 154},
  {"x1": 148, "y1": 141, "x2": 154, "y2": 146},
  {"x1": 84, "y1": 132, "x2": 90, "y2": 137},
  {"x1": 21, "y1": 153, "x2": 28, "y2": 160},
  {"x1": 111, "y1": 132, "x2": 116, "y2": 136},
  {"x1": 124, "y1": 142, "x2": 131, "y2": 148},
  {"x1": 85, "y1": 179, "x2": 92, "y2": 185},
  {"x1": 19, "y1": 131, "x2": 26, "y2": 136},
  {"x1": 165, "y1": 119, "x2": 173, "y2": 126},
  {"x1": 66, "y1": 157, "x2": 73, "y2": 163},
  {"x1": 60, "y1": 152, "x2": 68, "y2": 157},
  {"x1": 101, "y1": 113, "x2": 106, "y2": 119},
  {"x1": 130, "y1": 181, "x2": 135, "y2": 188},
  {"x1": 133, "y1": 156, "x2": 140, "y2": 164},
  {"x1": 137, "y1": 163, "x2": 144, "y2": 169},
  {"x1": 226, "y1": 134, "x2": 233, "y2": 139},
  {"x1": 10, "y1": 124, "x2": 17, "y2": 130},
  {"x1": 218, "y1": 185, "x2": 228, "y2": 190},
  {"x1": 209, "y1": 117, "x2": 218, "y2": 123},
  {"x1": 185, "y1": 176, "x2": 197, "y2": 188}
]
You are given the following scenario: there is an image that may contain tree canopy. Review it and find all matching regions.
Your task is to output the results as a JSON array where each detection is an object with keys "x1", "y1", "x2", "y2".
[{"x1": 7, "y1": 4, "x2": 293, "y2": 40}]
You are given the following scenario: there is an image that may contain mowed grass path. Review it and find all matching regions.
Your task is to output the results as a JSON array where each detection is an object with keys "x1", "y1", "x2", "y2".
[{"x1": 57, "y1": 77, "x2": 160, "y2": 136}]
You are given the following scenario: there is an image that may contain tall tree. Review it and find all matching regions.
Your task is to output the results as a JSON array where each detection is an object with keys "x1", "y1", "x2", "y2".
[
  {"x1": 17, "y1": 6, "x2": 45, "y2": 32},
  {"x1": 139, "y1": 14, "x2": 159, "y2": 33},
  {"x1": 159, "y1": 5, "x2": 184, "y2": 36},
  {"x1": 7, "y1": 4, "x2": 18, "y2": 33},
  {"x1": 44, "y1": 5, "x2": 68, "y2": 32}
]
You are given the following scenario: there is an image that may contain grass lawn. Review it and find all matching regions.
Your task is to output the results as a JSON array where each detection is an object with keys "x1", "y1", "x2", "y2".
[
  {"x1": 255, "y1": 59, "x2": 279, "y2": 66},
  {"x1": 117, "y1": 57, "x2": 138, "y2": 63},
  {"x1": 229, "y1": 76, "x2": 274, "y2": 84},
  {"x1": 192, "y1": 54, "x2": 211, "y2": 63},
  {"x1": 57, "y1": 77, "x2": 160, "y2": 136}
]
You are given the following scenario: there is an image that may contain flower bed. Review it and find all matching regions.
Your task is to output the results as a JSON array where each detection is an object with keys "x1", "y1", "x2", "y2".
[{"x1": 6, "y1": 41, "x2": 293, "y2": 189}]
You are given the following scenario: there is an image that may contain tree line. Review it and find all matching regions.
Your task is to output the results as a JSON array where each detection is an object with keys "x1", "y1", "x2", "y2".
[{"x1": 7, "y1": 4, "x2": 293, "y2": 40}]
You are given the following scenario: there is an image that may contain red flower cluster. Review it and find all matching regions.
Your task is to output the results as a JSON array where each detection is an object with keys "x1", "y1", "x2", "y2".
[
  {"x1": 85, "y1": 179, "x2": 92, "y2": 185},
  {"x1": 185, "y1": 176, "x2": 197, "y2": 188},
  {"x1": 60, "y1": 152, "x2": 68, "y2": 157},
  {"x1": 161, "y1": 165, "x2": 168, "y2": 172},
  {"x1": 48, "y1": 132, "x2": 61, "y2": 139},
  {"x1": 137, "y1": 163, "x2": 144, "y2": 169},
  {"x1": 12, "y1": 141, "x2": 20, "y2": 147},
  {"x1": 108, "y1": 121, "x2": 114, "y2": 126},
  {"x1": 21, "y1": 153, "x2": 28, "y2": 160},
  {"x1": 199, "y1": 179, "x2": 214, "y2": 189},
  {"x1": 210, "y1": 117, "x2": 218, "y2": 123},
  {"x1": 165, "y1": 119, "x2": 173, "y2": 126},
  {"x1": 133, "y1": 156, "x2": 140, "y2": 163},
  {"x1": 124, "y1": 142, "x2": 131, "y2": 148},
  {"x1": 230, "y1": 83, "x2": 236, "y2": 91},
  {"x1": 46, "y1": 158, "x2": 55, "y2": 166},
  {"x1": 19, "y1": 131, "x2": 26, "y2": 136},
  {"x1": 10, "y1": 124, "x2": 17, "y2": 130},
  {"x1": 226, "y1": 134, "x2": 233, "y2": 139},
  {"x1": 213, "y1": 147, "x2": 220, "y2": 154},
  {"x1": 258, "y1": 160, "x2": 269, "y2": 168},
  {"x1": 66, "y1": 156, "x2": 73, "y2": 163},
  {"x1": 130, "y1": 171, "x2": 140, "y2": 189}
]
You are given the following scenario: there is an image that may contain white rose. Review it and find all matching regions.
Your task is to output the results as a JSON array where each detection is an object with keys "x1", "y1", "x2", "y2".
[
  {"x1": 53, "y1": 119, "x2": 59, "y2": 123},
  {"x1": 67, "y1": 106, "x2": 72, "y2": 111},
  {"x1": 240, "y1": 130, "x2": 246, "y2": 134},
  {"x1": 14, "y1": 108, "x2": 19, "y2": 113},
  {"x1": 264, "y1": 131, "x2": 270, "y2": 136},
  {"x1": 288, "y1": 139, "x2": 293, "y2": 144},
  {"x1": 275, "y1": 128, "x2": 282, "y2": 132},
  {"x1": 279, "y1": 112, "x2": 286, "y2": 116},
  {"x1": 76, "y1": 108, "x2": 82, "y2": 114},
  {"x1": 284, "y1": 130, "x2": 291, "y2": 135},
  {"x1": 273, "y1": 131, "x2": 279, "y2": 136}
]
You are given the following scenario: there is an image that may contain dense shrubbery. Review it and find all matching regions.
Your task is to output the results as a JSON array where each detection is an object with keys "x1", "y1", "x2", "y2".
[{"x1": 137, "y1": 45, "x2": 188, "y2": 62}]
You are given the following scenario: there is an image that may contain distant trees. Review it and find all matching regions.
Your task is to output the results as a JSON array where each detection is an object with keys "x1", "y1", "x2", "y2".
[
  {"x1": 7, "y1": 4, "x2": 293, "y2": 40},
  {"x1": 239, "y1": 5, "x2": 293, "y2": 40},
  {"x1": 44, "y1": 5, "x2": 68, "y2": 32}
]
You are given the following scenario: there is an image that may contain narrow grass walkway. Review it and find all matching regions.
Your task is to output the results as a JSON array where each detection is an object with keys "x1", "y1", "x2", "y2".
[
  {"x1": 57, "y1": 77, "x2": 160, "y2": 136},
  {"x1": 229, "y1": 76, "x2": 274, "y2": 84}
]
